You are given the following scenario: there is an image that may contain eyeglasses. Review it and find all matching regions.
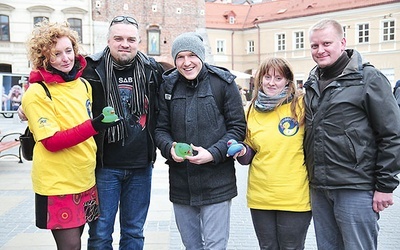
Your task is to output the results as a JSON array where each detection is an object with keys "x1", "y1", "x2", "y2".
[{"x1": 110, "y1": 16, "x2": 138, "y2": 28}]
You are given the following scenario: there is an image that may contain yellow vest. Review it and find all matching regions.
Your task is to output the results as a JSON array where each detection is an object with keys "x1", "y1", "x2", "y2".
[
  {"x1": 22, "y1": 79, "x2": 96, "y2": 195},
  {"x1": 244, "y1": 102, "x2": 310, "y2": 211}
]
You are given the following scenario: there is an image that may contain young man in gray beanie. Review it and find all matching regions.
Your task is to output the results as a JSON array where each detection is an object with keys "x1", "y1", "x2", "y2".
[{"x1": 155, "y1": 32, "x2": 246, "y2": 249}]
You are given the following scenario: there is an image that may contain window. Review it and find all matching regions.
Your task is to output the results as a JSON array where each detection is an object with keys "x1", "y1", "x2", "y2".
[
  {"x1": 34, "y1": 16, "x2": 48, "y2": 25},
  {"x1": 357, "y1": 23, "x2": 369, "y2": 43},
  {"x1": 0, "y1": 15, "x2": 10, "y2": 41},
  {"x1": 148, "y1": 29, "x2": 160, "y2": 55},
  {"x1": 382, "y1": 20, "x2": 395, "y2": 42},
  {"x1": 342, "y1": 26, "x2": 347, "y2": 38},
  {"x1": 247, "y1": 40, "x2": 255, "y2": 53},
  {"x1": 276, "y1": 33, "x2": 286, "y2": 51},
  {"x1": 296, "y1": 80, "x2": 304, "y2": 90},
  {"x1": 0, "y1": 63, "x2": 11, "y2": 72},
  {"x1": 68, "y1": 18, "x2": 82, "y2": 41},
  {"x1": 380, "y1": 68, "x2": 395, "y2": 87},
  {"x1": 216, "y1": 40, "x2": 225, "y2": 54},
  {"x1": 294, "y1": 31, "x2": 304, "y2": 49},
  {"x1": 229, "y1": 16, "x2": 235, "y2": 24}
]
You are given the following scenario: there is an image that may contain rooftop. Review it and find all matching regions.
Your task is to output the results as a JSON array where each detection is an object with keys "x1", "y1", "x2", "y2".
[{"x1": 205, "y1": 0, "x2": 398, "y2": 29}]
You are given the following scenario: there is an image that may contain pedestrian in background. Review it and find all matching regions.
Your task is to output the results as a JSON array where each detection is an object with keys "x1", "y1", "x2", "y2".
[
  {"x1": 22, "y1": 20, "x2": 119, "y2": 250},
  {"x1": 235, "y1": 57, "x2": 311, "y2": 249},
  {"x1": 82, "y1": 15, "x2": 164, "y2": 249},
  {"x1": 155, "y1": 32, "x2": 246, "y2": 249},
  {"x1": 304, "y1": 19, "x2": 400, "y2": 249},
  {"x1": 7, "y1": 85, "x2": 22, "y2": 111}
]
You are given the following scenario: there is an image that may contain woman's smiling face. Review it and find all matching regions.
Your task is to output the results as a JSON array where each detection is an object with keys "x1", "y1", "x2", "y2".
[{"x1": 261, "y1": 68, "x2": 288, "y2": 96}]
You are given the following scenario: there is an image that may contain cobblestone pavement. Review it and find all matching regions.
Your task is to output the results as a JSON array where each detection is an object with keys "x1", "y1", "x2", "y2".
[{"x1": 1, "y1": 115, "x2": 399, "y2": 249}]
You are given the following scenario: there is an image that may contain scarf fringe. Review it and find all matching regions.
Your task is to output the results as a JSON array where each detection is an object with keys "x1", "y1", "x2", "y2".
[{"x1": 103, "y1": 47, "x2": 147, "y2": 142}]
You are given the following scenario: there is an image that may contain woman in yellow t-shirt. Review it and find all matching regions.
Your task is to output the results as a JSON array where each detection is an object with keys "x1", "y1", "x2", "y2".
[
  {"x1": 21, "y1": 20, "x2": 120, "y2": 249},
  {"x1": 235, "y1": 58, "x2": 311, "y2": 249}
]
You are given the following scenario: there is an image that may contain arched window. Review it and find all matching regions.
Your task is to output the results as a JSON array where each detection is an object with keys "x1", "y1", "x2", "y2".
[
  {"x1": 68, "y1": 18, "x2": 82, "y2": 41},
  {"x1": 34, "y1": 16, "x2": 48, "y2": 25},
  {"x1": 0, "y1": 15, "x2": 10, "y2": 41}
]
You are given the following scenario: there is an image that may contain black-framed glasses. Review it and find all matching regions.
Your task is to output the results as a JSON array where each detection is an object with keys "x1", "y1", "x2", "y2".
[{"x1": 110, "y1": 16, "x2": 138, "y2": 28}]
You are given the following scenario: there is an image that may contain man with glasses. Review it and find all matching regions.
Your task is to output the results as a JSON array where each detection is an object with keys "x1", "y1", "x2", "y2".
[{"x1": 83, "y1": 16, "x2": 164, "y2": 250}]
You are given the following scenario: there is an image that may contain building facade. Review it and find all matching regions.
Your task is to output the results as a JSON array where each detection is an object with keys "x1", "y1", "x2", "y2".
[
  {"x1": 0, "y1": 0, "x2": 92, "y2": 74},
  {"x1": 90, "y1": 0, "x2": 207, "y2": 69},
  {"x1": 206, "y1": 0, "x2": 400, "y2": 90},
  {"x1": 0, "y1": 0, "x2": 398, "y2": 90},
  {"x1": 0, "y1": 0, "x2": 209, "y2": 73}
]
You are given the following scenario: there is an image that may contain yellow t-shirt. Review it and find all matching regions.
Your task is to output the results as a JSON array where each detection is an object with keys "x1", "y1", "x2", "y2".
[
  {"x1": 21, "y1": 79, "x2": 96, "y2": 196},
  {"x1": 244, "y1": 102, "x2": 310, "y2": 211}
]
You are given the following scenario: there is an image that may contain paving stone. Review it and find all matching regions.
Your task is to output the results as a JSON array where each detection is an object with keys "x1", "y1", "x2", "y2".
[{"x1": 1, "y1": 116, "x2": 399, "y2": 249}]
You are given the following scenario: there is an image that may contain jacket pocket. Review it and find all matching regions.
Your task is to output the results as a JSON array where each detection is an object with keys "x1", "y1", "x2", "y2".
[
  {"x1": 204, "y1": 101, "x2": 219, "y2": 128},
  {"x1": 344, "y1": 128, "x2": 364, "y2": 168}
]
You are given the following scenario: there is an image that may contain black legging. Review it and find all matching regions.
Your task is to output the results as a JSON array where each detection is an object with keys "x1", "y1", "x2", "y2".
[{"x1": 51, "y1": 225, "x2": 85, "y2": 250}]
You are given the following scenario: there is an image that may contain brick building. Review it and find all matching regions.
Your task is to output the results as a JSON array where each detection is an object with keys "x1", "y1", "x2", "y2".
[{"x1": 90, "y1": 0, "x2": 209, "y2": 69}]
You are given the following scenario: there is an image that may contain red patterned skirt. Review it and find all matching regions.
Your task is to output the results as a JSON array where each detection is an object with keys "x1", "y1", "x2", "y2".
[{"x1": 35, "y1": 185, "x2": 100, "y2": 229}]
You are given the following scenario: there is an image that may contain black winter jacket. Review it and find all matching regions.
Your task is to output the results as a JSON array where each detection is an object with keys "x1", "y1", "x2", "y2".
[
  {"x1": 155, "y1": 63, "x2": 246, "y2": 206},
  {"x1": 304, "y1": 49, "x2": 400, "y2": 193},
  {"x1": 82, "y1": 50, "x2": 164, "y2": 168}
]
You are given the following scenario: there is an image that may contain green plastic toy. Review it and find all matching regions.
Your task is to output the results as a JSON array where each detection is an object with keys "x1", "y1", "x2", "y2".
[
  {"x1": 174, "y1": 142, "x2": 193, "y2": 158},
  {"x1": 101, "y1": 106, "x2": 119, "y2": 123}
]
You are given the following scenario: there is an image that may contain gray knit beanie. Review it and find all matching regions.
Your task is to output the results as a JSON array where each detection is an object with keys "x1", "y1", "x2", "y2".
[{"x1": 171, "y1": 32, "x2": 205, "y2": 64}]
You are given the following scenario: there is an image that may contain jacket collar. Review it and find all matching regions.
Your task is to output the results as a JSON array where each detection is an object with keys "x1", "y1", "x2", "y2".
[
  {"x1": 162, "y1": 63, "x2": 236, "y2": 94},
  {"x1": 305, "y1": 49, "x2": 369, "y2": 91},
  {"x1": 28, "y1": 55, "x2": 87, "y2": 84}
]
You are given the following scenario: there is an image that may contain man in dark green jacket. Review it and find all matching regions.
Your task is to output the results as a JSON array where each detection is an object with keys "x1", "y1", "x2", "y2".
[{"x1": 304, "y1": 19, "x2": 400, "y2": 250}]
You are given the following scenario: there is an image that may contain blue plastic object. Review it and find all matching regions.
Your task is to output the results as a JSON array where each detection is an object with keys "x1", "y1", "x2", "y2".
[{"x1": 227, "y1": 139, "x2": 244, "y2": 157}]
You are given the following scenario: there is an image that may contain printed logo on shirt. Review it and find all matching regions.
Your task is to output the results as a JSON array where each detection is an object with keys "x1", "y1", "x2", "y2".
[
  {"x1": 118, "y1": 77, "x2": 134, "y2": 84},
  {"x1": 86, "y1": 99, "x2": 92, "y2": 118},
  {"x1": 278, "y1": 117, "x2": 299, "y2": 136},
  {"x1": 118, "y1": 83, "x2": 147, "y2": 129},
  {"x1": 37, "y1": 117, "x2": 49, "y2": 128},
  {"x1": 119, "y1": 84, "x2": 133, "y2": 116}
]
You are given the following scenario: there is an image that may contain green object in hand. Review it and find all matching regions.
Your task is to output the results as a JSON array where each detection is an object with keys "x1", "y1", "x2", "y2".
[
  {"x1": 101, "y1": 106, "x2": 119, "y2": 123},
  {"x1": 174, "y1": 143, "x2": 193, "y2": 158}
]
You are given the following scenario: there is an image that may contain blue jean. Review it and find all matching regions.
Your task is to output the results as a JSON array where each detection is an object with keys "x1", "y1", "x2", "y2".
[
  {"x1": 250, "y1": 209, "x2": 312, "y2": 250},
  {"x1": 87, "y1": 165, "x2": 152, "y2": 250},
  {"x1": 173, "y1": 200, "x2": 231, "y2": 250},
  {"x1": 310, "y1": 188, "x2": 379, "y2": 250}
]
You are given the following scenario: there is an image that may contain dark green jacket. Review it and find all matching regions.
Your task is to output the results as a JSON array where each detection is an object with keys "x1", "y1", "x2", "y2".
[{"x1": 304, "y1": 49, "x2": 400, "y2": 193}]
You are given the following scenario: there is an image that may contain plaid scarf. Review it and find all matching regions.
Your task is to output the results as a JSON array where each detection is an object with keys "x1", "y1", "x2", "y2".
[
  {"x1": 103, "y1": 47, "x2": 147, "y2": 142},
  {"x1": 254, "y1": 87, "x2": 293, "y2": 112}
]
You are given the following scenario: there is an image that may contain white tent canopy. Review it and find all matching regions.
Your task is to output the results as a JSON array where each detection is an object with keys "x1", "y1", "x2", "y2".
[{"x1": 228, "y1": 69, "x2": 252, "y2": 79}]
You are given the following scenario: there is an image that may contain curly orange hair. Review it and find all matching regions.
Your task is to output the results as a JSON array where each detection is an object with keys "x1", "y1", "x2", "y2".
[{"x1": 26, "y1": 20, "x2": 81, "y2": 70}]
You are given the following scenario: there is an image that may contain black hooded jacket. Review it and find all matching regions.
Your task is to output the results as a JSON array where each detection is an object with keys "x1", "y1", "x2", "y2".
[
  {"x1": 155, "y1": 63, "x2": 246, "y2": 205},
  {"x1": 82, "y1": 50, "x2": 164, "y2": 168}
]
